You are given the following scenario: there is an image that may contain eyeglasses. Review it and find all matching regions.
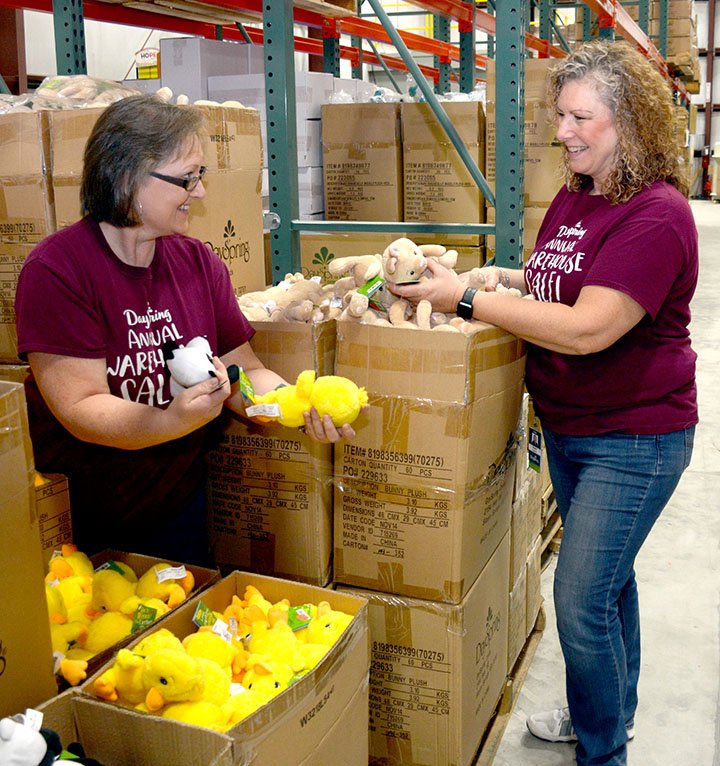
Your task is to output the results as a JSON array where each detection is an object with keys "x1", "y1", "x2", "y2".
[{"x1": 149, "y1": 165, "x2": 207, "y2": 192}]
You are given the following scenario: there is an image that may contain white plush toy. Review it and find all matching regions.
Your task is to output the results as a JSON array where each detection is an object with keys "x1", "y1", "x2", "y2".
[
  {"x1": 162, "y1": 337, "x2": 217, "y2": 397},
  {"x1": 0, "y1": 715, "x2": 48, "y2": 766}
]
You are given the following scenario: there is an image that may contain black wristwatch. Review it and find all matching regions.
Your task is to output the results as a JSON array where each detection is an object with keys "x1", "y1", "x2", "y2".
[{"x1": 456, "y1": 287, "x2": 478, "y2": 319}]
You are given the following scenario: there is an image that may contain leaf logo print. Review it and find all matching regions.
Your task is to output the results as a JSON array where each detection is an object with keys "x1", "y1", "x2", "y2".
[{"x1": 224, "y1": 220, "x2": 236, "y2": 240}]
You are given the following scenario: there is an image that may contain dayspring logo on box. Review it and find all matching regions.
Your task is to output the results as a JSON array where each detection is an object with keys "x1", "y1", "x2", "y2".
[{"x1": 205, "y1": 219, "x2": 251, "y2": 275}]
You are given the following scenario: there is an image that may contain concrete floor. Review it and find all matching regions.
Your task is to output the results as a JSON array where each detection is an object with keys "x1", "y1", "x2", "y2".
[{"x1": 489, "y1": 200, "x2": 720, "y2": 766}]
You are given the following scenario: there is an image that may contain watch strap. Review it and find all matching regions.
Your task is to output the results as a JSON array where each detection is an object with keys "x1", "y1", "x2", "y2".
[{"x1": 456, "y1": 287, "x2": 478, "y2": 320}]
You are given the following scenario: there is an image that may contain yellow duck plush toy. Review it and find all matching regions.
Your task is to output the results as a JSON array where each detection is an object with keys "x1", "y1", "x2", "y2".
[
  {"x1": 136, "y1": 564, "x2": 195, "y2": 609},
  {"x1": 250, "y1": 370, "x2": 367, "y2": 428}
]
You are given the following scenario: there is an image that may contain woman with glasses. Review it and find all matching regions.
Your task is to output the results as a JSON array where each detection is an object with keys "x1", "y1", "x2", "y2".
[{"x1": 15, "y1": 94, "x2": 355, "y2": 566}]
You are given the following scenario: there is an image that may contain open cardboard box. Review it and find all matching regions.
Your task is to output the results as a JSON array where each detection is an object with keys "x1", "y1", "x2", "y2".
[
  {"x1": 71, "y1": 571, "x2": 369, "y2": 766},
  {"x1": 54, "y1": 550, "x2": 221, "y2": 687},
  {"x1": 333, "y1": 322, "x2": 526, "y2": 603}
]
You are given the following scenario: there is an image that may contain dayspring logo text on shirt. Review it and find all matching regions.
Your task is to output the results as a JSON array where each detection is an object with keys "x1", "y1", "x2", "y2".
[
  {"x1": 106, "y1": 305, "x2": 183, "y2": 405},
  {"x1": 525, "y1": 220, "x2": 587, "y2": 302}
]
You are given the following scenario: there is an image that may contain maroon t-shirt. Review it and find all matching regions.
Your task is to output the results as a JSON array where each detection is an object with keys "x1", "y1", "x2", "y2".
[
  {"x1": 15, "y1": 216, "x2": 254, "y2": 551},
  {"x1": 524, "y1": 181, "x2": 698, "y2": 436}
]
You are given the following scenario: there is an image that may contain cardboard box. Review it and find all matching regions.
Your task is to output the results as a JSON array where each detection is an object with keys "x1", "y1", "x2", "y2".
[
  {"x1": 401, "y1": 101, "x2": 486, "y2": 247},
  {"x1": 74, "y1": 571, "x2": 369, "y2": 766},
  {"x1": 0, "y1": 110, "x2": 54, "y2": 244},
  {"x1": 47, "y1": 104, "x2": 267, "y2": 298},
  {"x1": 0, "y1": 381, "x2": 58, "y2": 716},
  {"x1": 64, "y1": 550, "x2": 221, "y2": 683},
  {"x1": 207, "y1": 320, "x2": 336, "y2": 584},
  {"x1": 508, "y1": 565, "x2": 528, "y2": 671},
  {"x1": 0, "y1": 111, "x2": 54, "y2": 361},
  {"x1": 160, "y1": 37, "x2": 264, "y2": 103},
  {"x1": 339, "y1": 533, "x2": 510, "y2": 766},
  {"x1": 333, "y1": 323, "x2": 526, "y2": 602},
  {"x1": 35, "y1": 472, "x2": 73, "y2": 566},
  {"x1": 322, "y1": 103, "x2": 404, "y2": 221}
]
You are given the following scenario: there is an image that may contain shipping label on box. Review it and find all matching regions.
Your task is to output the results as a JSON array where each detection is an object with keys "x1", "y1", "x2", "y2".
[
  {"x1": 206, "y1": 416, "x2": 334, "y2": 585},
  {"x1": 0, "y1": 110, "x2": 54, "y2": 246},
  {"x1": 341, "y1": 533, "x2": 509, "y2": 766},
  {"x1": 35, "y1": 472, "x2": 73, "y2": 566},
  {"x1": 322, "y1": 103, "x2": 403, "y2": 221},
  {"x1": 333, "y1": 398, "x2": 518, "y2": 603},
  {"x1": 401, "y1": 102, "x2": 486, "y2": 247}
]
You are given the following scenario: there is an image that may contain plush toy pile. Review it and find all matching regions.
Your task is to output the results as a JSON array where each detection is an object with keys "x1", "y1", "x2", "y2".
[
  {"x1": 88, "y1": 584, "x2": 354, "y2": 732},
  {"x1": 237, "y1": 237, "x2": 528, "y2": 334},
  {"x1": 45, "y1": 545, "x2": 195, "y2": 686}
]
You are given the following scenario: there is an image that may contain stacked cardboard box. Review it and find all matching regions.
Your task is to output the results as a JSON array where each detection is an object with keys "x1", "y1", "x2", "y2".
[
  {"x1": 0, "y1": 111, "x2": 54, "y2": 362},
  {"x1": 0, "y1": 381, "x2": 58, "y2": 716},
  {"x1": 485, "y1": 58, "x2": 562, "y2": 264},
  {"x1": 55, "y1": 571, "x2": 370, "y2": 765},
  {"x1": 206, "y1": 319, "x2": 337, "y2": 585},
  {"x1": 208, "y1": 71, "x2": 334, "y2": 218},
  {"x1": 322, "y1": 102, "x2": 404, "y2": 223},
  {"x1": 401, "y1": 101, "x2": 487, "y2": 263},
  {"x1": 339, "y1": 534, "x2": 510, "y2": 766},
  {"x1": 0, "y1": 102, "x2": 267, "y2": 362},
  {"x1": 332, "y1": 320, "x2": 526, "y2": 764}
]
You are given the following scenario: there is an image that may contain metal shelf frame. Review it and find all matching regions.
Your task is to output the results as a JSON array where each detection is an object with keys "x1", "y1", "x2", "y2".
[{"x1": 0, "y1": 0, "x2": 697, "y2": 270}]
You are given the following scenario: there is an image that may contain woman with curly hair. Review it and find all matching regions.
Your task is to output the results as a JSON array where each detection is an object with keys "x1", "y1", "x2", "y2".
[{"x1": 390, "y1": 40, "x2": 697, "y2": 766}]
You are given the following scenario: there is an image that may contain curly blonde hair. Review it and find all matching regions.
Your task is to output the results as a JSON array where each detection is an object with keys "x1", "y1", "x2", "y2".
[{"x1": 547, "y1": 40, "x2": 688, "y2": 203}]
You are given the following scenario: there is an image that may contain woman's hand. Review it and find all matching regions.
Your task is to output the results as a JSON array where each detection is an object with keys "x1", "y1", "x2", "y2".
[
  {"x1": 302, "y1": 407, "x2": 365, "y2": 443},
  {"x1": 165, "y1": 355, "x2": 234, "y2": 432},
  {"x1": 389, "y1": 259, "x2": 465, "y2": 314}
]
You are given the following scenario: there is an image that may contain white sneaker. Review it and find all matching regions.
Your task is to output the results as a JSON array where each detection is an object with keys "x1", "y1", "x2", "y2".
[{"x1": 526, "y1": 707, "x2": 636, "y2": 744}]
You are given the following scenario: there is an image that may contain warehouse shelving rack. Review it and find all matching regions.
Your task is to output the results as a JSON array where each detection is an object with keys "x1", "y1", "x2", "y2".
[{"x1": 0, "y1": 0, "x2": 696, "y2": 274}]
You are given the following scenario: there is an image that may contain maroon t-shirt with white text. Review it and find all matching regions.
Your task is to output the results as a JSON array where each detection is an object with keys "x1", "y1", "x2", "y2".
[
  {"x1": 15, "y1": 216, "x2": 254, "y2": 551},
  {"x1": 524, "y1": 181, "x2": 698, "y2": 435}
]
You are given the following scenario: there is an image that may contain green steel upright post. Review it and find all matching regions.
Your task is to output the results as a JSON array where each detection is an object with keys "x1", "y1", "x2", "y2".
[
  {"x1": 637, "y1": 0, "x2": 650, "y2": 35},
  {"x1": 433, "y1": 14, "x2": 451, "y2": 94},
  {"x1": 53, "y1": 0, "x2": 87, "y2": 75},
  {"x1": 657, "y1": 0, "x2": 668, "y2": 59},
  {"x1": 351, "y1": 35, "x2": 363, "y2": 79},
  {"x1": 486, "y1": 0, "x2": 496, "y2": 60},
  {"x1": 493, "y1": 1, "x2": 526, "y2": 268},
  {"x1": 323, "y1": 18, "x2": 341, "y2": 77},
  {"x1": 263, "y1": 0, "x2": 300, "y2": 281},
  {"x1": 583, "y1": 5, "x2": 593, "y2": 40},
  {"x1": 458, "y1": 0, "x2": 476, "y2": 93},
  {"x1": 538, "y1": 0, "x2": 552, "y2": 44}
]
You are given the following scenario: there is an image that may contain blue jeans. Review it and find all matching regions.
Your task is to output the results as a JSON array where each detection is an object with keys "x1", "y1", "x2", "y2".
[{"x1": 543, "y1": 427, "x2": 695, "y2": 766}]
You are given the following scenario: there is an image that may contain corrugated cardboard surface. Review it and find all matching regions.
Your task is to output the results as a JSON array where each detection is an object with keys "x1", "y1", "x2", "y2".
[
  {"x1": 401, "y1": 102, "x2": 486, "y2": 248},
  {"x1": 74, "y1": 571, "x2": 369, "y2": 766},
  {"x1": 207, "y1": 415, "x2": 334, "y2": 585},
  {"x1": 340, "y1": 532, "x2": 510, "y2": 766},
  {"x1": 0, "y1": 381, "x2": 58, "y2": 716},
  {"x1": 248, "y1": 319, "x2": 336, "y2": 381},
  {"x1": 335, "y1": 321, "x2": 526, "y2": 404},
  {"x1": 207, "y1": 319, "x2": 337, "y2": 584},
  {"x1": 35, "y1": 472, "x2": 73, "y2": 566},
  {"x1": 322, "y1": 103, "x2": 403, "y2": 221},
  {"x1": 332, "y1": 323, "x2": 524, "y2": 602}
]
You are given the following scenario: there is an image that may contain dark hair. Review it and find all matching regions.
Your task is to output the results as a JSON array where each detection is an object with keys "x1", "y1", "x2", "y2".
[
  {"x1": 80, "y1": 95, "x2": 206, "y2": 227},
  {"x1": 547, "y1": 40, "x2": 689, "y2": 202}
]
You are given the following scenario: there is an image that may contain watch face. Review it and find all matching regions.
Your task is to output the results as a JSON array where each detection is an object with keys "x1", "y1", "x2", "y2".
[{"x1": 457, "y1": 288, "x2": 476, "y2": 319}]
